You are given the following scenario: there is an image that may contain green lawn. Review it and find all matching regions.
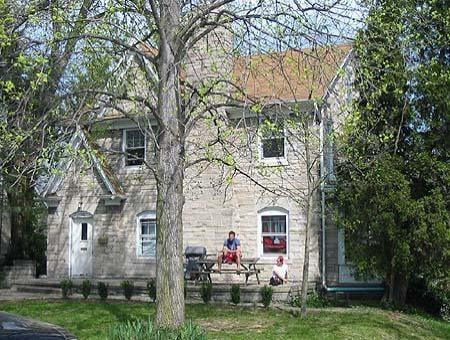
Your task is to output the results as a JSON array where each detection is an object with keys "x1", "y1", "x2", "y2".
[{"x1": 0, "y1": 300, "x2": 448, "y2": 339}]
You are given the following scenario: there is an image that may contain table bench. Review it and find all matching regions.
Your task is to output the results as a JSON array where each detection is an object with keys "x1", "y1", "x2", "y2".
[{"x1": 191, "y1": 256, "x2": 262, "y2": 285}]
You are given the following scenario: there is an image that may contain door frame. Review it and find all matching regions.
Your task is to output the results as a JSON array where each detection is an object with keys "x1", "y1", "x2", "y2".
[{"x1": 69, "y1": 210, "x2": 94, "y2": 278}]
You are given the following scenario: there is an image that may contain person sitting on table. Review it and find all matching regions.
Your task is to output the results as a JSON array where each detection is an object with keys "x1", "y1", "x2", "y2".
[
  {"x1": 217, "y1": 230, "x2": 241, "y2": 272},
  {"x1": 270, "y1": 255, "x2": 288, "y2": 286}
]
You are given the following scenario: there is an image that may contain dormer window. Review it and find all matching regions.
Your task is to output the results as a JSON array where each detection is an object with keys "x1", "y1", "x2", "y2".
[
  {"x1": 260, "y1": 118, "x2": 286, "y2": 160},
  {"x1": 123, "y1": 129, "x2": 146, "y2": 166}
]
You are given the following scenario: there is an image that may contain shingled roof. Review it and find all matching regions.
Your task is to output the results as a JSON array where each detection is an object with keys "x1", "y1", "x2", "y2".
[{"x1": 233, "y1": 44, "x2": 352, "y2": 102}]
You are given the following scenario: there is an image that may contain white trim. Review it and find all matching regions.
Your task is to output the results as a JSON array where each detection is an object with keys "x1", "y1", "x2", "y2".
[
  {"x1": 321, "y1": 49, "x2": 354, "y2": 103},
  {"x1": 103, "y1": 196, "x2": 123, "y2": 206},
  {"x1": 41, "y1": 196, "x2": 61, "y2": 208},
  {"x1": 96, "y1": 117, "x2": 158, "y2": 130},
  {"x1": 226, "y1": 100, "x2": 315, "y2": 120},
  {"x1": 122, "y1": 128, "x2": 147, "y2": 168},
  {"x1": 69, "y1": 218, "x2": 72, "y2": 277},
  {"x1": 136, "y1": 211, "x2": 157, "y2": 259},
  {"x1": 257, "y1": 207, "x2": 289, "y2": 259}
]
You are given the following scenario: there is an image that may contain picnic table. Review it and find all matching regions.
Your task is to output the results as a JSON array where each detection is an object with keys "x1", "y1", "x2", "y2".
[{"x1": 191, "y1": 255, "x2": 262, "y2": 285}]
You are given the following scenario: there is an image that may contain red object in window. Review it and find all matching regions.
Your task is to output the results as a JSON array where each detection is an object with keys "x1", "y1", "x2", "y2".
[{"x1": 263, "y1": 236, "x2": 286, "y2": 250}]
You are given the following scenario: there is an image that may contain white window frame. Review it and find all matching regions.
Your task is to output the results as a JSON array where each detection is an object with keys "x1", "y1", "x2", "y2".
[
  {"x1": 257, "y1": 207, "x2": 289, "y2": 258},
  {"x1": 123, "y1": 129, "x2": 146, "y2": 168},
  {"x1": 258, "y1": 118, "x2": 288, "y2": 165},
  {"x1": 136, "y1": 211, "x2": 156, "y2": 258}
]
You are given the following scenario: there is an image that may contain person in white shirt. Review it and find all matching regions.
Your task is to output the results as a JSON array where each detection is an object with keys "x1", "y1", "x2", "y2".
[{"x1": 270, "y1": 255, "x2": 288, "y2": 286}]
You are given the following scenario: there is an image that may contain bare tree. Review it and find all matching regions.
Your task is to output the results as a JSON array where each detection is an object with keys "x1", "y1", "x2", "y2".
[{"x1": 51, "y1": 0, "x2": 363, "y2": 327}]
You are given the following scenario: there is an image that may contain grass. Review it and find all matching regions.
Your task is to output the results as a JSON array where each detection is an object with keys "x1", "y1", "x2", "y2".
[{"x1": 0, "y1": 300, "x2": 449, "y2": 339}]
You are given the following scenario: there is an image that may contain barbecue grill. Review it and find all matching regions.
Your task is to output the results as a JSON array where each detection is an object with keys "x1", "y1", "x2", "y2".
[{"x1": 184, "y1": 246, "x2": 207, "y2": 280}]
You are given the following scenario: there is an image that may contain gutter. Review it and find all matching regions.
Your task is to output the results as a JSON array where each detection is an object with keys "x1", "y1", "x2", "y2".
[{"x1": 325, "y1": 286, "x2": 385, "y2": 293}]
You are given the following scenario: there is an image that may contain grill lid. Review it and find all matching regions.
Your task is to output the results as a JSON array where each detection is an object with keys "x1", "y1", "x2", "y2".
[{"x1": 184, "y1": 246, "x2": 207, "y2": 257}]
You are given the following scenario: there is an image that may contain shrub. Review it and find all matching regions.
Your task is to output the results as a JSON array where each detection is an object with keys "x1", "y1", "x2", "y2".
[
  {"x1": 60, "y1": 279, "x2": 73, "y2": 299},
  {"x1": 97, "y1": 281, "x2": 109, "y2": 301},
  {"x1": 440, "y1": 302, "x2": 450, "y2": 322},
  {"x1": 407, "y1": 277, "x2": 449, "y2": 319},
  {"x1": 291, "y1": 291, "x2": 332, "y2": 308},
  {"x1": 307, "y1": 291, "x2": 330, "y2": 308},
  {"x1": 121, "y1": 280, "x2": 134, "y2": 301},
  {"x1": 81, "y1": 280, "x2": 91, "y2": 300},
  {"x1": 260, "y1": 285, "x2": 273, "y2": 308},
  {"x1": 289, "y1": 294, "x2": 300, "y2": 307},
  {"x1": 108, "y1": 317, "x2": 205, "y2": 340},
  {"x1": 200, "y1": 282, "x2": 212, "y2": 304},
  {"x1": 147, "y1": 279, "x2": 156, "y2": 302},
  {"x1": 231, "y1": 284, "x2": 240, "y2": 305}
]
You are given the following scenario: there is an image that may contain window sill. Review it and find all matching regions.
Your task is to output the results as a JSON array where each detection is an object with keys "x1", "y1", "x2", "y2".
[
  {"x1": 134, "y1": 256, "x2": 156, "y2": 262},
  {"x1": 121, "y1": 165, "x2": 146, "y2": 172},
  {"x1": 259, "y1": 158, "x2": 288, "y2": 167},
  {"x1": 258, "y1": 255, "x2": 289, "y2": 264}
]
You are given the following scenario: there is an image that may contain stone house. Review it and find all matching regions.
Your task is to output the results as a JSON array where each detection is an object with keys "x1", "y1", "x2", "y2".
[{"x1": 38, "y1": 32, "x2": 378, "y2": 290}]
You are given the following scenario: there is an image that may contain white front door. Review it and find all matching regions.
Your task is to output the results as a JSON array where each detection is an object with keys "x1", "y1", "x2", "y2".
[{"x1": 70, "y1": 218, "x2": 93, "y2": 277}]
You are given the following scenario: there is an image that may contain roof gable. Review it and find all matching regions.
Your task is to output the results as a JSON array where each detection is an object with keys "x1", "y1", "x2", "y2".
[{"x1": 40, "y1": 128, "x2": 125, "y2": 198}]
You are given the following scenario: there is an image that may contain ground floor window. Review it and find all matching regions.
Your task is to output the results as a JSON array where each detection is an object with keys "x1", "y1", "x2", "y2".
[
  {"x1": 136, "y1": 211, "x2": 156, "y2": 258},
  {"x1": 258, "y1": 208, "x2": 288, "y2": 256}
]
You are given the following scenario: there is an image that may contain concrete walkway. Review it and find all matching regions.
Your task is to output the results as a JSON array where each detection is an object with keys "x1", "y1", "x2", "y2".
[{"x1": 0, "y1": 289, "x2": 61, "y2": 301}]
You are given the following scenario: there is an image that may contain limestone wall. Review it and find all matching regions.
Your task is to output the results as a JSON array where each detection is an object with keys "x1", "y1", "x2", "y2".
[{"x1": 47, "y1": 120, "x2": 321, "y2": 285}]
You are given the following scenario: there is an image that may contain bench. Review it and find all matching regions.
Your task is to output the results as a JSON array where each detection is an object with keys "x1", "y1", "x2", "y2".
[{"x1": 192, "y1": 256, "x2": 262, "y2": 285}]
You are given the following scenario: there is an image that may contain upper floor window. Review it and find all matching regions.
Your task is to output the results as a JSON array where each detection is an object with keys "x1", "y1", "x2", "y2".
[
  {"x1": 259, "y1": 118, "x2": 286, "y2": 160},
  {"x1": 136, "y1": 211, "x2": 156, "y2": 258},
  {"x1": 258, "y1": 207, "x2": 288, "y2": 256},
  {"x1": 123, "y1": 129, "x2": 146, "y2": 166}
]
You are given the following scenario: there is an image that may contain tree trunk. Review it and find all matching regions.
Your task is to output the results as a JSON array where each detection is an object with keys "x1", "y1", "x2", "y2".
[
  {"x1": 155, "y1": 171, "x2": 185, "y2": 327},
  {"x1": 385, "y1": 259, "x2": 408, "y2": 305},
  {"x1": 155, "y1": 0, "x2": 185, "y2": 328},
  {"x1": 6, "y1": 178, "x2": 35, "y2": 260},
  {"x1": 300, "y1": 191, "x2": 313, "y2": 317}
]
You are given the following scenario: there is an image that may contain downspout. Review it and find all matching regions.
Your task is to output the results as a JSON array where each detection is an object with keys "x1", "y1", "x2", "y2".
[{"x1": 317, "y1": 102, "x2": 327, "y2": 289}]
